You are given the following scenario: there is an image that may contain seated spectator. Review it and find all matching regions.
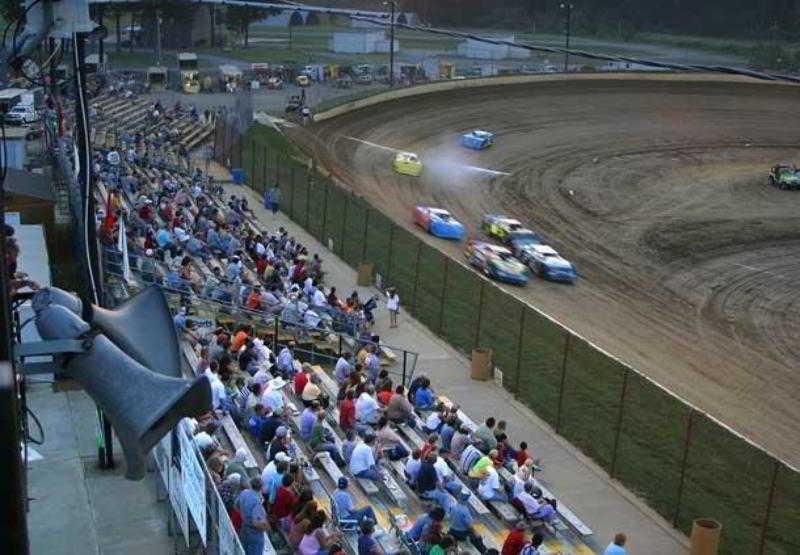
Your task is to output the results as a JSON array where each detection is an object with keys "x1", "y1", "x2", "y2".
[
  {"x1": 424, "y1": 405, "x2": 446, "y2": 434},
  {"x1": 299, "y1": 402, "x2": 318, "y2": 441},
  {"x1": 447, "y1": 488, "x2": 487, "y2": 552},
  {"x1": 299, "y1": 512, "x2": 342, "y2": 555},
  {"x1": 518, "y1": 483, "x2": 557, "y2": 523},
  {"x1": 339, "y1": 390, "x2": 356, "y2": 432},
  {"x1": 473, "y1": 417, "x2": 498, "y2": 453},
  {"x1": 375, "y1": 369, "x2": 392, "y2": 393},
  {"x1": 416, "y1": 453, "x2": 453, "y2": 512},
  {"x1": 301, "y1": 374, "x2": 323, "y2": 406},
  {"x1": 355, "y1": 386, "x2": 381, "y2": 426},
  {"x1": 334, "y1": 352, "x2": 353, "y2": 383},
  {"x1": 374, "y1": 416, "x2": 410, "y2": 461},
  {"x1": 266, "y1": 426, "x2": 291, "y2": 462},
  {"x1": 477, "y1": 463, "x2": 506, "y2": 503},
  {"x1": 429, "y1": 535, "x2": 456, "y2": 555},
  {"x1": 310, "y1": 410, "x2": 346, "y2": 467},
  {"x1": 414, "y1": 377, "x2": 435, "y2": 410},
  {"x1": 439, "y1": 416, "x2": 457, "y2": 453},
  {"x1": 407, "y1": 507, "x2": 446, "y2": 543},
  {"x1": 270, "y1": 474, "x2": 297, "y2": 525},
  {"x1": 294, "y1": 364, "x2": 311, "y2": 396},
  {"x1": 501, "y1": 522, "x2": 528, "y2": 555},
  {"x1": 260, "y1": 407, "x2": 283, "y2": 445},
  {"x1": 333, "y1": 477, "x2": 377, "y2": 524},
  {"x1": 514, "y1": 441, "x2": 531, "y2": 468},
  {"x1": 247, "y1": 404, "x2": 268, "y2": 441},
  {"x1": 450, "y1": 425, "x2": 471, "y2": 458},
  {"x1": 350, "y1": 433, "x2": 383, "y2": 481},
  {"x1": 341, "y1": 430, "x2": 357, "y2": 465},
  {"x1": 387, "y1": 385, "x2": 416, "y2": 427},
  {"x1": 224, "y1": 448, "x2": 249, "y2": 485},
  {"x1": 405, "y1": 449, "x2": 422, "y2": 488},
  {"x1": 358, "y1": 520, "x2": 381, "y2": 555}
]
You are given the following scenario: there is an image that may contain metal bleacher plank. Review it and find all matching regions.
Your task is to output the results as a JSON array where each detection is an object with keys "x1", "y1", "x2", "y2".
[
  {"x1": 222, "y1": 415, "x2": 258, "y2": 470},
  {"x1": 533, "y1": 478, "x2": 593, "y2": 536}
]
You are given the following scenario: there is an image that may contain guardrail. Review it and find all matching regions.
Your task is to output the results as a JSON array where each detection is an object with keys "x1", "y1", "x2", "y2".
[{"x1": 219, "y1": 119, "x2": 800, "y2": 555}]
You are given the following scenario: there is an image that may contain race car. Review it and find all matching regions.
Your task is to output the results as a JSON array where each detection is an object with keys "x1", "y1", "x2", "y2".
[
  {"x1": 413, "y1": 206, "x2": 464, "y2": 240},
  {"x1": 482, "y1": 214, "x2": 525, "y2": 242},
  {"x1": 517, "y1": 244, "x2": 577, "y2": 284},
  {"x1": 508, "y1": 229, "x2": 543, "y2": 256},
  {"x1": 464, "y1": 240, "x2": 529, "y2": 285},
  {"x1": 393, "y1": 151, "x2": 422, "y2": 177},
  {"x1": 768, "y1": 163, "x2": 800, "y2": 190},
  {"x1": 461, "y1": 130, "x2": 495, "y2": 150}
]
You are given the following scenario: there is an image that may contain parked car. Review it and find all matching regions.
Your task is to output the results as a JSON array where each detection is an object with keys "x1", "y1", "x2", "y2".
[
  {"x1": 464, "y1": 240, "x2": 529, "y2": 285},
  {"x1": 517, "y1": 244, "x2": 577, "y2": 284},
  {"x1": 413, "y1": 206, "x2": 465, "y2": 240},
  {"x1": 393, "y1": 151, "x2": 422, "y2": 177},
  {"x1": 768, "y1": 163, "x2": 800, "y2": 190},
  {"x1": 4, "y1": 104, "x2": 38, "y2": 124}
]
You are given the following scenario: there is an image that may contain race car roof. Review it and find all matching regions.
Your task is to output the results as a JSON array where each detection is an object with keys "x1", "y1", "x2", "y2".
[
  {"x1": 396, "y1": 151, "x2": 419, "y2": 162},
  {"x1": 529, "y1": 244, "x2": 560, "y2": 256}
]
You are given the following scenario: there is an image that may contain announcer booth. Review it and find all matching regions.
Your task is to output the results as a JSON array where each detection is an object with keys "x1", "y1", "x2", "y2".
[{"x1": 147, "y1": 66, "x2": 169, "y2": 91}]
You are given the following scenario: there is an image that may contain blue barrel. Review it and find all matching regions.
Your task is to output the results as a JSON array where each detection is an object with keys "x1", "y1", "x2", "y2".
[{"x1": 231, "y1": 168, "x2": 245, "y2": 185}]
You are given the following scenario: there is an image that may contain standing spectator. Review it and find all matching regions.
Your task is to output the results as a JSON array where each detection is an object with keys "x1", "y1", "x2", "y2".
[
  {"x1": 334, "y1": 352, "x2": 353, "y2": 383},
  {"x1": 386, "y1": 287, "x2": 400, "y2": 328},
  {"x1": 604, "y1": 533, "x2": 627, "y2": 555},
  {"x1": 236, "y1": 478, "x2": 269, "y2": 555},
  {"x1": 266, "y1": 186, "x2": 280, "y2": 215},
  {"x1": 270, "y1": 474, "x2": 297, "y2": 525}
]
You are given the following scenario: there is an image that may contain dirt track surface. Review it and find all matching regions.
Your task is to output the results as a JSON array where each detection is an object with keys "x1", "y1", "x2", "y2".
[{"x1": 299, "y1": 77, "x2": 800, "y2": 467}]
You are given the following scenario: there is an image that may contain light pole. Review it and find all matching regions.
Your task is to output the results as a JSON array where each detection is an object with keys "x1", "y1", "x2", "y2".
[
  {"x1": 155, "y1": 9, "x2": 162, "y2": 66},
  {"x1": 383, "y1": 1, "x2": 396, "y2": 86},
  {"x1": 560, "y1": 2, "x2": 573, "y2": 72}
]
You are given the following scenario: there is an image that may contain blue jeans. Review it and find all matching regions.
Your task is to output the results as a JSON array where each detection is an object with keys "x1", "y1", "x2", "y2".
[
  {"x1": 387, "y1": 444, "x2": 409, "y2": 461},
  {"x1": 239, "y1": 526, "x2": 264, "y2": 555},
  {"x1": 421, "y1": 489, "x2": 453, "y2": 512},
  {"x1": 350, "y1": 506, "x2": 377, "y2": 523},
  {"x1": 355, "y1": 466, "x2": 383, "y2": 481},
  {"x1": 315, "y1": 443, "x2": 345, "y2": 467}
]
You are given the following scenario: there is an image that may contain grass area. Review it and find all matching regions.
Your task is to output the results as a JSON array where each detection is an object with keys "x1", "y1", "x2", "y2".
[
  {"x1": 108, "y1": 50, "x2": 159, "y2": 68},
  {"x1": 240, "y1": 129, "x2": 800, "y2": 553},
  {"x1": 314, "y1": 86, "x2": 390, "y2": 113}
]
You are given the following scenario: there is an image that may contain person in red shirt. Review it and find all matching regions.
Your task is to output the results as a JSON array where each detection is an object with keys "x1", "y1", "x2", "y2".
[
  {"x1": 514, "y1": 442, "x2": 530, "y2": 468},
  {"x1": 376, "y1": 388, "x2": 393, "y2": 406},
  {"x1": 294, "y1": 365, "x2": 310, "y2": 397},
  {"x1": 139, "y1": 200, "x2": 154, "y2": 222},
  {"x1": 270, "y1": 474, "x2": 297, "y2": 524},
  {"x1": 419, "y1": 434, "x2": 438, "y2": 460},
  {"x1": 501, "y1": 522, "x2": 527, "y2": 555},
  {"x1": 338, "y1": 390, "x2": 356, "y2": 432}
]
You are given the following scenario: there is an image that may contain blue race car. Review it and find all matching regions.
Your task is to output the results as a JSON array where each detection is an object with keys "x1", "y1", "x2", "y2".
[
  {"x1": 517, "y1": 244, "x2": 577, "y2": 284},
  {"x1": 414, "y1": 206, "x2": 465, "y2": 240},
  {"x1": 461, "y1": 130, "x2": 495, "y2": 150}
]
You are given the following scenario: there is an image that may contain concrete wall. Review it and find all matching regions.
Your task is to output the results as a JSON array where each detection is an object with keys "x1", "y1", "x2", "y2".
[{"x1": 314, "y1": 72, "x2": 782, "y2": 123}]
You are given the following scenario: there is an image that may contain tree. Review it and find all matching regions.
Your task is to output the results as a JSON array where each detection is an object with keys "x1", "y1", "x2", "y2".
[{"x1": 225, "y1": 6, "x2": 265, "y2": 48}]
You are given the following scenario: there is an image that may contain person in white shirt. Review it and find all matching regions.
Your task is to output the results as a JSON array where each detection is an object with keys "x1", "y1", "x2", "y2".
[
  {"x1": 349, "y1": 433, "x2": 382, "y2": 481},
  {"x1": 204, "y1": 362, "x2": 227, "y2": 411},
  {"x1": 334, "y1": 354, "x2": 353, "y2": 383},
  {"x1": 355, "y1": 387, "x2": 381, "y2": 425},
  {"x1": 386, "y1": 287, "x2": 400, "y2": 328},
  {"x1": 433, "y1": 453, "x2": 463, "y2": 495},
  {"x1": 477, "y1": 465, "x2": 506, "y2": 502},
  {"x1": 312, "y1": 287, "x2": 327, "y2": 307}
]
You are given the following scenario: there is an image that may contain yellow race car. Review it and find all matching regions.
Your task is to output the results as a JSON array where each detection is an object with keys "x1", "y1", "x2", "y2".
[{"x1": 393, "y1": 151, "x2": 422, "y2": 177}]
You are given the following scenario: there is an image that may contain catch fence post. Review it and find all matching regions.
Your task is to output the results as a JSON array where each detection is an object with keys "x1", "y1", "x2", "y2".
[
  {"x1": 341, "y1": 193, "x2": 350, "y2": 257},
  {"x1": 321, "y1": 179, "x2": 329, "y2": 243},
  {"x1": 473, "y1": 280, "x2": 486, "y2": 348},
  {"x1": 411, "y1": 240, "x2": 422, "y2": 316},
  {"x1": 250, "y1": 140, "x2": 255, "y2": 184},
  {"x1": 438, "y1": 258, "x2": 449, "y2": 335},
  {"x1": 361, "y1": 207, "x2": 370, "y2": 263},
  {"x1": 758, "y1": 459, "x2": 781, "y2": 554},
  {"x1": 513, "y1": 308, "x2": 526, "y2": 394},
  {"x1": 262, "y1": 144, "x2": 267, "y2": 191},
  {"x1": 289, "y1": 162, "x2": 295, "y2": 218},
  {"x1": 555, "y1": 332, "x2": 571, "y2": 433},
  {"x1": 609, "y1": 368, "x2": 630, "y2": 478},
  {"x1": 386, "y1": 225, "x2": 395, "y2": 283},
  {"x1": 673, "y1": 409, "x2": 696, "y2": 526},
  {"x1": 305, "y1": 170, "x2": 311, "y2": 228}
]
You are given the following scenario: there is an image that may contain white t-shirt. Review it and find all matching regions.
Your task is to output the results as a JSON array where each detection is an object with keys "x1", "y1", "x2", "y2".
[
  {"x1": 478, "y1": 466, "x2": 500, "y2": 500},
  {"x1": 386, "y1": 294, "x2": 399, "y2": 311},
  {"x1": 433, "y1": 456, "x2": 453, "y2": 481},
  {"x1": 349, "y1": 442, "x2": 376, "y2": 475},
  {"x1": 312, "y1": 289, "x2": 327, "y2": 307}
]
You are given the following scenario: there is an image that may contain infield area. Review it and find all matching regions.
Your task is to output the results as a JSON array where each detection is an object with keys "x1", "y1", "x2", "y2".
[{"x1": 298, "y1": 75, "x2": 800, "y2": 468}]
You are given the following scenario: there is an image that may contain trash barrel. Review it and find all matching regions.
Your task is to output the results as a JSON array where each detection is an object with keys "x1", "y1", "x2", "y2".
[
  {"x1": 470, "y1": 348, "x2": 492, "y2": 381},
  {"x1": 357, "y1": 263, "x2": 373, "y2": 286},
  {"x1": 231, "y1": 168, "x2": 245, "y2": 185},
  {"x1": 690, "y1": 518, "x2": 722, "y2": 555}
]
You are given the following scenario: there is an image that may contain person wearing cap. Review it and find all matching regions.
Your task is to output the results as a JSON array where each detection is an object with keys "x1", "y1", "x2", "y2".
[
  {"x1": 332, "y1": 477, "x2": 376, "y2": 524},
  {"x1": 225, "y1": 448, "x2": 250, "y2": 485},
  {"x1": 265, "y1": 426, "x2": 291, "y2": 463},
  {"x1": 261, "y1": 376, "x2": 288, "y2": 415},
  {"x1": 447, "y1": 488, "x2": 487, "y2": 552},
  {"x1": 310, "y1": 410, "x2": 346, "y2": 467},
  {"x1": 261, "y1": 452, "x2": 290, "y2": 494},
  {"x1": 477, "y1": 461, "x2": 506, "y2": 503},
  {"x1": 355, "y1": 386, "x2": 381, "y2": 426},
  {"x1": 350, "y1": 433, "x2": 383, "y2": 481}
]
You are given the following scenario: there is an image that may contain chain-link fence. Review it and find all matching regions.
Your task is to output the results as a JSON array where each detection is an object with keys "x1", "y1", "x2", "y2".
[{"x1": 216, "y1": 120, "x2": 800, "y2": 554}]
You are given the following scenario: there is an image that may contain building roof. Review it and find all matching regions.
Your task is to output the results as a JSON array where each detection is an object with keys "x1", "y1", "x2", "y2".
[{"x1": 4, "y1": 168, "x2": 54, "y2": 201}]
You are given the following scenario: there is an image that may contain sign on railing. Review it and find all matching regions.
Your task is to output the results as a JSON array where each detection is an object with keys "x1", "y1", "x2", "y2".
[{"x1": 178, "y1": 421, "x2": 207, "y2": 545}]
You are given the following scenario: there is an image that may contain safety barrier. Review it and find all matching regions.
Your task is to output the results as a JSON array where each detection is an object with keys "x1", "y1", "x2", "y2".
[{"x1": 217, "y1": 120, "x2": 800, "y2": 555}]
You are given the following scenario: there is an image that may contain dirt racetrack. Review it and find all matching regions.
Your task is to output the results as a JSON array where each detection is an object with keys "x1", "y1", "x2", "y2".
[{"x1": 299, "y1": 75, "x2": 800, "y2": 467}]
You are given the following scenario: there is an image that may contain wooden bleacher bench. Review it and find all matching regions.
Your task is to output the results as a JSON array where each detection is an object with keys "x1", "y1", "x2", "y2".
[{"x1": 221, "y1": 415, "x2": 258, "y2": 471}]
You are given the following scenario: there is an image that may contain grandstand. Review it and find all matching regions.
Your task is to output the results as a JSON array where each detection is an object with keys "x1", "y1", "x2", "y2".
[{"x1": 89, "y1": 92, "x2": 600, "y2": 554}]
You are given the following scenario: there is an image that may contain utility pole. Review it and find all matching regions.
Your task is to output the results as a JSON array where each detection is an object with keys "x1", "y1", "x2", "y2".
[
  {"x1": 384, "y1": 1, "x2": 396, "y2": 86},
  {"x1": 560, "y1": 3, "x2": 573, "y2": 72},
  {"x1": 155, "y1": 8, "x2": 162, "y2": 66}
]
